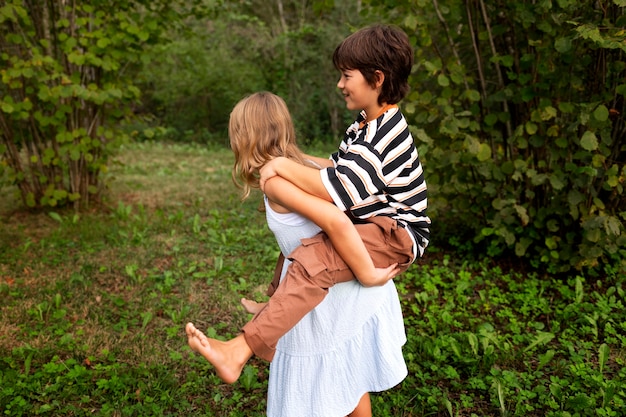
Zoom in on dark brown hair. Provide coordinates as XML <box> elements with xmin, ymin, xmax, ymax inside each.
<box><xmin>332</xmin><ymin>24</ymin><xmax>413</xmax><ymax>105</ymax></box>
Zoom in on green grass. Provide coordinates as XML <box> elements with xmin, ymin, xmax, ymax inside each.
<box><xmin>1</xmin><ymin>142</ymin><xmax>625</xmax><ymax>416</ymax></box>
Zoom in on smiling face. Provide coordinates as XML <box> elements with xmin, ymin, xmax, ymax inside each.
<box><xmin>336</xmin><ymin>69</ymin><xmax>385</xmax><ymax>119</ymax></box>
<box><xmin>332</xmin><ymin>25</ymin><xmax>414</xmax><ymax>108</ymax></box>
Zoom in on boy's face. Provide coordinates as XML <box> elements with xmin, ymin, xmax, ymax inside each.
<box><xmin>337</xmin><ymin>69</ymin><xmax>381</xmax><ymax>116</ymax></box>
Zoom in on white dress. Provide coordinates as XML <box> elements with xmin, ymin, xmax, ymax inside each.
<box><xmin>264</xmin><ymin>197</ymin><xmax>408</xmax><ymax>417</ymax></box>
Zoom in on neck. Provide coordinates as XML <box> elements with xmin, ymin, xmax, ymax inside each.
<box><xmin>361</xmin><ymin>103</ymin><xmax>396</xmax><ymax>128</ymax></box>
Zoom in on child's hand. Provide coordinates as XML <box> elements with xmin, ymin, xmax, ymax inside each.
<box><xmin>259</xmin><ymin>157</ymin><xmax>282</xmax><ymax>191</ymax></box>
<box><xmin>358</xmin><ymin>263</ymin><xmax>400</xmax><ymax>287</ymax></box>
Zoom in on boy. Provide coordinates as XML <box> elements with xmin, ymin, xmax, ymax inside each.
<box><xmin>186</xmin><ymin>24</ymin><xmax>430</xmax><ymax>384</ymax></box>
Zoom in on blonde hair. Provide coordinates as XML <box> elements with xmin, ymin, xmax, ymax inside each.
<box><xmin>229</xmin><ymin>92</ymin><xmax>307</xmax><ymax>199</ymax></box>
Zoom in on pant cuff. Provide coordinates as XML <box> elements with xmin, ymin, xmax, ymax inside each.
<box><xmin>242</xmin><ymin>321</ymin><xmax>275</xmax><ymax>362</ymax></box>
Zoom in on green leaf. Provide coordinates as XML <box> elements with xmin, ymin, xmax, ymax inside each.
<box><xmin>70</xmin><ymin>149</ymin><xmax>81</xmax><ymax>161</ymax></box>
<box><xmin>586</xmin><ymin>228</ymin><xmax>601</xmax><ymax>243</ymax></box>
<box><xmin>484</xmin><ymin>113</ymin><xmax>498</xmax><ymax>126</ymax></box>
<box><xmin>525</xmin><ymin>121</ymin><xmax>538</xmax><ymax>135</ymax></box>
<box><xmin>550</xmin><ymin>383</ymin><xmax>562</xmax><ymax>400</ymax></box>
<box><xmin>138</xmin><ymin>31</ymin><xmax>150</xmax><ymax>42</ymax></box>
<box><xmin>514</xmin><ymin>204</ymin><xmax>529</xmax><ymax>226</ymax></box>
<box><xmin>524</xmin><ymin>331</ymin><xmax>555</xmax><ymax>352</ymax></box>
<box><xmin>501</xmin><ymin>161</ymin><xmax>514</xmax><ymax>175</ymax></box>
<box><xmin>580</xmin><ymin>131</ymin><xmax>598</xmax><ymax>150</ymax></box>
<box><xmin>53</xmin><ymin>189</ymin><xmax>67</xmax><ymax>200</ymax></box>
<box><xmin>64</xmin><ymin>36</ymin><xmax>77</xmax><ymax>50</ymax></box>
<box><xmin>96</xmin><ymin>38</ymin><xmax>111</xmax><ymax>48</ymax></box>
<box><xmin>599</xmin><ymin>343</ymin><xmax>609</xmax><ymax>373</ymax></box>
<box><xmin>592</xmin><ymin>105</ymin><xmax>609</xmax><ymax>121</ymax></box>
<box><xmin>515</xmin><ymin>239</ymin><xmax>529</xmax><ymax>256</ymax></box>
<box><xmin>403</xmin><ymin>14</ymin><xmax>419</xmax><ymax>30</ymax></box>
<box><xmin>565</xmin><ymin>393</ymin><xmax>592</xmax><ymax>411</ymax></box>
<box><xmin>143</xmin><ymin>128</ymin><xmax>155</xmax><ymax>138</ymax></box>
<box><xmin>558</xmin><ymin>102</ymin><xmax>575</xmax><ymax>113</ymax></box>
<box><xmin>546</xmin><ymin>219</ymin><xmax>560</xmax><ymax>232</ymax></box>
<box><xmin>549</xmin><ymin>174</ymin><xmax>565</xmax><ymax>190</ymax></box>
<box><xmin>477</xmin><ymin>143</ymin><xmax>491</xmax><ymax>161</ymax></box>
<box><xmin>1</xmin><ymin>101</ymin><xmax>14</xmax><ymax>113</ymax></box>
<box><xmin>540</xmin><ymin>106</ymin><xmax>557</xmax><ymax>120</ymax></box>
<box><xmin>481</xmin><ymin>227</ymin><xmax>494</xmax><ymax>236</ymax></box>
<box><xmin>49</xmin><ymin>212</ymin><xmax>63</xmax><ymax>223</ymax></box>
<box><xmin>554</xmin><ymin>37</ymin><xmax>572</xmax><ymax>53</ymax></box>
<box><xmin>500</xmin><ymin>55</ymin><xmax>514</xmax><ymax>67</ymax></box>
<box><xmin>567</xmin><ymin>190</ymin><xmax>584</xmax><ymax>206</ymax></box>
<box><xmin>466</xmin><ymin>89</ymin><xmax>480</xmax><ymax>102</ymax></box>
<box><xmin>575</xmin><ymin>276</ymin><xmax>584</xmax><ymax>303</ymax></box>
<box><xmin>537</xmin><ymin>349</ymin><xmax>555</xmax><ymax>370</ymax></box>
<box><xmin>605</xmin><ymin>216</ymin><xmax>622</xmax><ymax>236</ymax></box>
<box><xmin>467</xmin><ymin>332</ymin><xmax>479</xmax><ymax>355</ymax></box>
<box><xmin>545</xmin><ymin>236</ymin><xmax>558</xmax><ymax>250</ymax></box>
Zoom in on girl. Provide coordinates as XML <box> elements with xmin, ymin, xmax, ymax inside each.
<box><xmin>186</xmin><ymin>91</ymin><xmax>407</xmax><ymax>416</ymax></box>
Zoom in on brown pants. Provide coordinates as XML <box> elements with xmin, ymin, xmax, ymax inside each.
<box><xmin>242</xmin><ymin>216</ymin><xmax>414</xmax><ymax>361</ymax></box>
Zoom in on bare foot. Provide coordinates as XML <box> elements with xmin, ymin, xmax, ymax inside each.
<box><xmin>241</xmin><ymin>298</ymin><xmax>267</xmax><ymax>315</ymax></box>
<box><xmin>185</xmin><ymin>322</ymin><xmax>253</xmax><ymax>384</ymax></box>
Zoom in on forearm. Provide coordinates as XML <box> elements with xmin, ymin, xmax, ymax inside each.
<box><xmin>322</xmin><ymin>216</ymin><xmax>387</xmax><ymax>286</ymax></box>
<box><xmin>265</xmin><ymin>177</ymin><xmax>388</xmax><ymax>286</ymax></box>
<box><xmin>303</xmin><ymin>153</ymin><xmax>334</xmax><ymax>169</ymax></box>
<box><xmin>273</xmin><ymin>157</ymin><xmax>332</xmax><ymax>201</ymax></box>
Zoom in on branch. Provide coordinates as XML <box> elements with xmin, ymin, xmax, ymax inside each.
<box><xmin>431</xmin><ymin>0</ymin><xmax>470</xmax><ymax>91</ymax></box>
<box><xmin>478</xmin><ymin>0</ymin><xmax>512</xmax><ymax>139</ymax></box>
<box><xmin>465</xmin><ymin>0</ymin><xmax>487</xmax><ymax>100</ymax></box>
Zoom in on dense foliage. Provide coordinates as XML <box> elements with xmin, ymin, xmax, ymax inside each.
<box><xmin>1</xmin><ymin>1</ymin><xmax>624</xmax><ymax>273</ymax></box>
<box><xmin>137</xmin><ymin>0</ymin><xmax>360</xmax><ymax>142</ymax></box>
<box><xmin>0</xmin><ymin>0</ymin><xmax>213</xmax><ymax>209</ymax></box>
<box><xmin>370</xmin><ymin>0</ymin><xmax>626</xmax><ymax>274</ymax></box>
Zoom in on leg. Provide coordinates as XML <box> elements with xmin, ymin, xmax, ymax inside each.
<box><xmin>244</xmin><ymin>219</ymin><xmax>414</xmax><ymax>361</ymax></box>
<box><xmin>192</xmin><ymin>218</ymin><xmax>414</xmax><ymax>377</ymax></box>
<box><xmin>243</xmin><ymin>261</ymin><xmax>332</xmax><ymax>360</ymax></box>
<box><xmin>185</xmin><ymin>323</ymin><xmax>252</xmax><ymax>384</ymax></box>
<box><xmin>348</xmin><ymin>393</ymin><xmax>372</xmax><ymax>417</ymax></box>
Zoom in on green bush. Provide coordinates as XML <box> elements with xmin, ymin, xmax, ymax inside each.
<box><xmin>0</xmin><ymin>0</ymin><xmax>211</xmax><ymax>209</ymax></box>
<box><xmin>138</xmin><ymin>18</ymin><xmax>267</xmax><ymax>141</ymax></box>
<box><xmin>136</xmin><ymin>4</ymin><xmax>357</xmax><ymax>144</ymax></box>
<box><xmin>375</xmin><ymin>0</ymin><xmax>626</xmax><ymax>273</ymax></box>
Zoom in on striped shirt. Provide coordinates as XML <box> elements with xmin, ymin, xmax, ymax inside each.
<box><xmin>320</xmin><ymin>106</ymin><xmax>430</xmax><ymax>254</ymax></box>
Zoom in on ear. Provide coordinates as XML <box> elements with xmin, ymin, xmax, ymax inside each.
<box><xmin>374</xmin><ymin>70</ymin><xmax>385</xmax><ymax>88</ymax></box>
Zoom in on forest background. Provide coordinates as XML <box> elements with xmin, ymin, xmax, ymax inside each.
<box><xmin>1</xmin><ymin>0</ymin><xmax>625</xmax><ymax>416</ymax></box>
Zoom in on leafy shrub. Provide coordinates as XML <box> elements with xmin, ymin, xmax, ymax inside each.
<box><xmin>376</xmin><ymin>0</ymin><xmax>626</xmax><ymax>273</ymax></box>
<box><xmin>0</xmin><ymin>0</ymin><xmax>211</xmax><ymax>209</ymax></box>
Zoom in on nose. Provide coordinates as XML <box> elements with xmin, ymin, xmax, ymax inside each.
<box><xmin>336</xmin><ymin>76</ymin><xmax>344</xmax><ymax>89</ymax></box>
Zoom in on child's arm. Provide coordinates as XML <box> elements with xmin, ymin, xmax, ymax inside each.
<box><xmin>264</xmin><ymin>176</ymin><xmax>399</xmax><ymax>287</ymax></box>
<box><xmin>302</xmin><ymin>153</ymin><xmax>334</xmax><ymax>169</ymax></box>
<box><xmin>260</xmin><ymin>157</ymin><xmax>331</xmax><ymax>201</ymax></box>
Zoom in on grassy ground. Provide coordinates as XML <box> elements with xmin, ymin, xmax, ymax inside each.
<box><xmin>1</xmin><ymin>141</ymin><xmax>625</xmax><ymax>416</ymax></box>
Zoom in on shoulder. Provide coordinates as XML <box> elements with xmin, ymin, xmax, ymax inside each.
<box><xmin>370</xmin><ymin>108</ymin><xmax>410</xmax><ymax>143</ymax></box>
<box><xmin>382</xmin><ymin>106</ymin><xmax>407</xmax><ymax>128</ymax></box>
